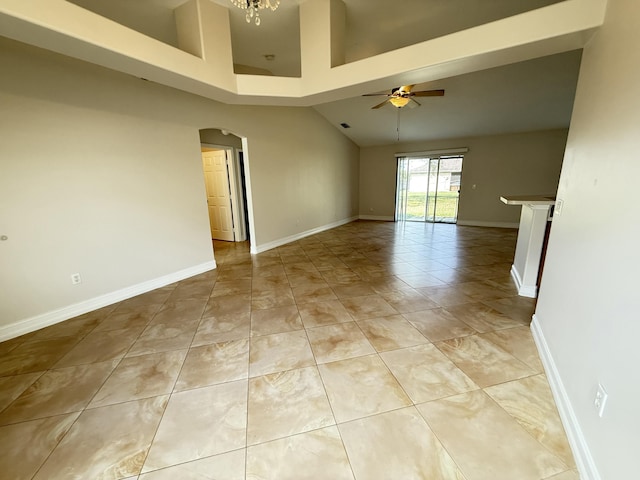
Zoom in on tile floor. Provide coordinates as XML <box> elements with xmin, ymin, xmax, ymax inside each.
<box><xmin>0</xmin><ymin>221</ymin><xmax>578</xmax><ymax>479</ymax></box>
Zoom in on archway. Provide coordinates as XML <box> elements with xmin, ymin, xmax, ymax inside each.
<box><xmin>198</xmin><ymin>128</ymin><xmax>256</xmax><ymax>255</ymax></box>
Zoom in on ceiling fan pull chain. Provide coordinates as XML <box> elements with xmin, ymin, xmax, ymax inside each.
<box><xmin>397</xmin><ymin>108</ymin><xmax>401</xmax><ymax>142</ymax></box>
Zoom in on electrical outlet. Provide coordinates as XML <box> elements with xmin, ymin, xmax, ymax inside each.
<box><xmin>555</xmin><ymin>199</ymin><xmax>564</xmax><ymax>216</ymax></box>
<box><xmin>594</xmin><ymin>383</ymin><xmax>608</xmax><ymax>417</ymax></box>
<box><xmin>70</xmin><ymin>273</ymin><xmax>82</xmax><ymax>285</ymax></box>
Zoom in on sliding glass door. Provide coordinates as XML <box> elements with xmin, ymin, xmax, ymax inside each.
<box><xmin>396</xmin><ymin>155</ymin><xmax>463</xmax><ymax>223</ymax></box>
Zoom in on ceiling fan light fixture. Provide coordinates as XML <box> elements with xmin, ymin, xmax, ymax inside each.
<box><xmin>389</xmin><ymin>96</ymin><xmax>410</xmax><ymax>108</ymax></box>
<box><xmin>230</xmin><ymin>0</ymin><xmax>280</xmax><ymax>25</ymax></box>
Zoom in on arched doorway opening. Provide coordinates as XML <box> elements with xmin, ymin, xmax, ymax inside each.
<box><xmin>199</xmin><ymin>128</ymin><xmax>255</xmax><ymax>254</ymax></box>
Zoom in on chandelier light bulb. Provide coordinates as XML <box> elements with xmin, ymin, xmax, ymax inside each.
<box><xmin>231</xmin><ymin>0</ymin><xmax>280</xmax><ymax>26</ymax></box>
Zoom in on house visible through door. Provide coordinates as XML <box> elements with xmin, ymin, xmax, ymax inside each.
<box><xmin>202</xmin><ymin>149</ymin><xmax>235</xmax><ymax>241</ymax></box>
<box><xmin>396</xmin><ymin>154</ymin><xmax>464</xmax><ymax>223</ymax></box>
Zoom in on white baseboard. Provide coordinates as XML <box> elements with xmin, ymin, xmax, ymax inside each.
<box><xmin>358</xmin><ymin>215</ymin><xmax>394</xmax><ymax>221</ymax></box>
<box><xmin>457</xmin><ymin>220</ymin><xmax>519</xmax><ymax>229</ymax></box>
<box><xmin>357</xmin><ymin>217</ymin><xmax>518</xmax><ymax>227</ymax></box>
<box><xmin>510</xmin><ymin>264</ymin><xmax>537</xmax><ymax>298</ymax></box>
<box><xmin>519</xmin><ymin>285</ymin><xmax>538</xmax><ymax>298</ymax></box>
<box><xmin>530</xmin><ymin>315</ymin><xmax>601</xmax><ymax>480</ymax></box>
<box><xmin>0</xmin><ymin>260</ymin><xmax>217</xmax><ymax>342</ymax></box>
<box><xmin>251</xmin><ymin>216</ymin><xmax>359</xmax><ymax>254</ymax></box>
<box><xmin>510</xmin><ymin>264</ymin><xmax>523</xmax><ymax>290</ymax></box>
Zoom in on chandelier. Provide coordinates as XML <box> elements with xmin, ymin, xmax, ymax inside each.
<box><xmin>230</xmin><ymin>0</ymin><xmax>280</xmax><ymax>26</ymax></box>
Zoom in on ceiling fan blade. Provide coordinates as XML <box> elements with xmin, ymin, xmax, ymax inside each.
<box><xmin>408</xmin><ymin>98</ymin><xmax>421</xmax><ymax>108</ymax></box>
<box><xmin>412</xmin><ymin>89</ymin><xmax>445</xmax><ymax>97</ymax></box>
<box><xmin>362</xmin><ymin>93</ymin><xmax>390</xmax><ymax>97</ymax></box>
<box><xmin>399</xmin><ymin>84</ymin><xmax>415</xmax><ymax>94</ymax></box>
<box><xmin>371</xmin><ymin>99</ymin><xmax>389</xmax><ymax>109</ymax></box>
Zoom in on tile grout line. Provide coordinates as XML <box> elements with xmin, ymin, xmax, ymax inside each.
<box><xmin>25</xmin><ymin>293</ymin><xmax>173</xmax><ymax>480</ymax></box>
<box><xmin>244</xmin><ymin>252</ymin><xmax>258</xmax><ymax>479</ymax></box>
<box><xmin>1</xmin><ymin>223</ymin><xmax>548</xmax><ymax>479</ymax></box>
<box><xmin>109</xmin><ymin>284</ymin><xmax>183</xmax><ymax>477</ymax></box>
<box><xmin>295</xmin><ymin>241</ymin><xmax>359</xmax><ymax>480</ymax></box>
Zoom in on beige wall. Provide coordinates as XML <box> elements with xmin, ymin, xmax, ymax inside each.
<box><xmin>359</xmin><ymin>129</ymin><xmax>568</xmax><ymax>225</ymax></box>
<box><xmin>535</xmin><ymin>0</ymin><xmax>640</xmax><ymax>477</ymax></box>
<box><xmin>0</xmin><ymin>38</ymin><xmax>359</xmax><ymax>332</ymax></box>
<box><xmin>241</xmin><ymin>107</ymin><xmax>359</xmax><ymax>247</ymax></box>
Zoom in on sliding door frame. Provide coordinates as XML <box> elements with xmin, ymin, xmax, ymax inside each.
<box><xmin>395</xmin><ymin>148</ymin><xmax>468</xmax><ymax>224</ymax></box>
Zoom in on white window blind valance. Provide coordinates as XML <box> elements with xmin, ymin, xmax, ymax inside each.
<box><xmin>394</xmin><ymin>147</ymin><xmax>468</xmax><ymax>158</ymax></box>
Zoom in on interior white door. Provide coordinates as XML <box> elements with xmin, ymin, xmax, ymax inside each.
<box><xmin>202</xmin><ymin>150</ymin><xmax>235</xmax><ymax>241</ymax></box>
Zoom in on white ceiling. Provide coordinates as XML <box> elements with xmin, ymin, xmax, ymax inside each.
<box><xmin>342</xmin><ymin>0</ymin><xmax>564</xmax><ymax>63</ymax></box>
<box><xmin>314</xmin><ymin>50</ymin><xmax>582</xmax><ymax>146</ymax></box>
<box><xmin>67</xmin><ymin>0</ymin><xmax>304</xmax><ymax>76</ymax></box>
<box><xmin>67</xmin><ymin>0</ymin><xmax>565</xmax><ymax>77</ymax></box>
<box><xmin>62</xmin><ymin>0</ymin><xmax>581</xmax><ymax>146</ymax></box>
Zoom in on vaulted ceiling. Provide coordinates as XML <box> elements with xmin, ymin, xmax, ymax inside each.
<box><xmin>67</xmin><ymin>0</ymin><xmax>567</xmax><ymax>78</ymax></box>
<box><xmin>0</xmin><ymin>0</ymin><xmax>606</xmax><ymax>145</ymax></box>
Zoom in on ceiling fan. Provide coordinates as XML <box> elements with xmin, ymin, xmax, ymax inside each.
<box><xmin>364</xmin><ymin>85</ymin><xmax>445</xmax><ymax>109</ymax></box>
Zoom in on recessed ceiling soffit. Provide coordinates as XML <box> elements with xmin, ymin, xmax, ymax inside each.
<box><xmin>0</xmin><ymin>0</ymin><xmax>607</xmax><ymax>106</ymax></box>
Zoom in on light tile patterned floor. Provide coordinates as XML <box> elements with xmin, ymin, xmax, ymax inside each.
<box><xmin>0</xmin><ymin>221</ymin><xmax>579</xmax><ymax>479</ymax></box>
